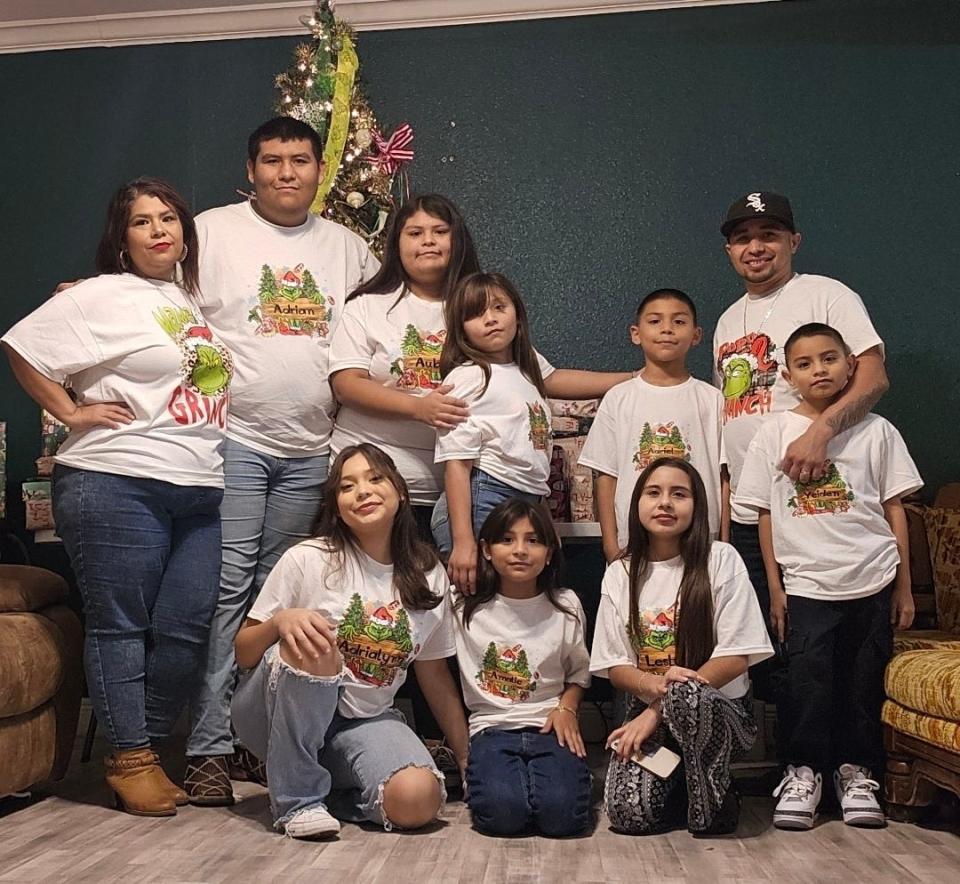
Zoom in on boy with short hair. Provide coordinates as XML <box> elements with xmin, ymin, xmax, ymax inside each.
<box><xmin>580</xmin><ymin>288</ymin><xmax>728</xmax><ymax>562</ymax></box>
<box><xmin>736</xmin><ymin>322</ymin><xmax>920</xmax><ymax>831</ymax></box>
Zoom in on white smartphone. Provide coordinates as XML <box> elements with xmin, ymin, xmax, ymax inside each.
<box><xmin>610</xmin><ymin>739</ymin><xmax>681</xmax><ymax>778</ymax></box>
<box><xmin>633</xmin><ymin>743</ymin><xmax>681</xmax><ymax>778</ymax></box>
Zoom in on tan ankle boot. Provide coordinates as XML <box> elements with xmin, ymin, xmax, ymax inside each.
<box><xmin>155</xmin><ymin>765</ymin><xmax>189</xmax><ymax>806</ymax></box>
<box><xmin>105</xmin><ymin>748</ymin><xmax>177</xmax><ymax>816</ymax></box>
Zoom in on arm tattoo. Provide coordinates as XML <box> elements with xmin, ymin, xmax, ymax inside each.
<box><xmin>825</xmin><ymin>391</ymin><xmax>876</xmax><ymax>436</ymax></box>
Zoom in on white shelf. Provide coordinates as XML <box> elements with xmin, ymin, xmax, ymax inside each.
<box><xmin>553</xmin><ymin>521</ymin><xmax>601</xmax><ymax>541</ymax></box>
<box><xmin>33</xmin><ymin>529</ymin><xmax>61</xmax><ymax>544</ymax></box>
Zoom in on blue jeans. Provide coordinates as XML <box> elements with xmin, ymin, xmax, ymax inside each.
<box><xmin>187</xmin><ymin>437</ymin><xmax>328</xmax><ymax>756</ymax></box>
<box><xmin>52</xmin><ymin>465</ymin><xmax>222</xmax><ymax>750</ymax></box>
<box><xmin>466</xmin><ymin>727</ymin><xmax>593</xmax><ymax>837</ymax></box>
<box><xmin>431</xmin><ymin>469</ymin><xmax>541</xmax><ymax>555</ymax></box>
<box><xmin>231</xmin><ymin>645</ymin><xmax>444</xmax><ymax>829</ymax></box>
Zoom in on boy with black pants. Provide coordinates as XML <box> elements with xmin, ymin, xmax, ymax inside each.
<box><xmin>736</xmin><ymin>323</ymin><xmax>919</xmax><ymax>830</ymax></box>
<box><xmin>713</xmin><ymin>192</ymin><xmax>889</xmax><ymax>725</ymax></box>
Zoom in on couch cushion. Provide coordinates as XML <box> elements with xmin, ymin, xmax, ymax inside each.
<box><xmin>894</xmin><ymin>630</ymin><xmax>960</xmax><ymax>655</ymax></box>
<box><xmin>0</xmin><ymin>565</ymin><xmax>69</xmax><ymax>614</ymax></box>
<box><xmin>885</xmin><ymin>649</ymin><xmax>960</xmax><ymax>720</ymax></box>
<box><xmin>0</xmin><ymin>613</ymin><xmax>65</xmax><ymax>718</ymax></box>
<box><xmin>882</xmin><ymin>700</ymin><xmax>960</xmax><ymax>753</ymax></box>
<box><xmin>0</xmin><ymin>705</ymin><xmax>56</xmax><ymax>795</ymax></box>
<box><xmin>924</xmin><ymin>507</ymin><xmax>960</xmax><ymax>633</ymax></box>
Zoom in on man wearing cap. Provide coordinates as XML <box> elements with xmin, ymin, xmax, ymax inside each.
<box><xmin>713</xmin><ymin>191</ymin><xmax>888</xmax><ymax>707</ymax></box>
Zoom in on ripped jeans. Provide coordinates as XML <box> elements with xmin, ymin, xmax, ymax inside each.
<box><xmin>231</xmin><ymin>644</ymin><xmax>445</xmax><ymax>829</ymax></box>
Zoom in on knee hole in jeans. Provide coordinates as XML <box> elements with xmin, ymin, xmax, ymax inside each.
<box><xmin>377</xmin><ymin>764</ymin><xmax>445</xmax><ymax>831</ymax></box>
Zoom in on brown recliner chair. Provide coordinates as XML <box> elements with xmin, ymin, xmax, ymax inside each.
<box><xmin>0</xmin><ymin>564</ymin><xmax>83</xmax><ymax>796</ymax></box>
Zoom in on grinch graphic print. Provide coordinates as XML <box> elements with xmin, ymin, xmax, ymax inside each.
<box><xmin>390</xmin><ymin>324</ymin><xmax>445</xmax><ymax>391</ymax></box>
<box><xmin>788</xmin><ymin>460</ymin><xmax>855</xmax><ymax>517</ymax></box>
<box><xmin>154</xmin><ymin>306</ymin><xmax>233</xmax><ymax>428</ymax></box>
<box><xmin>716</xmin><ymin>332</ymin><xmax>779</xmax><ymax>424</ymax></box>
<box><xmin>476</xmin><ymin>642</ymin><xmax>539</xmax><ymax>703</ymax></box>
<box><xmin>248</xmin><ymin>263</ymin><xmax>333</xmax><ymax>337</ymax></box>
<box><xmin>527</xmin><ymin>402</ymin><xmax>551</xmax><ymax>452</ymax></box>
<box><xmin>628</xmin><ymin>602</ymin><xmax>677</xmax><ymax>674</ymax></box>
<box><xmin>336</xmin><ymin>593</ymin><xmax>418</xmax><ymax>688</ymax></box>
<box><xmin>633</xmin><ymin>421</ymin><xmax>691</xmax><ymax>471</ymax></box>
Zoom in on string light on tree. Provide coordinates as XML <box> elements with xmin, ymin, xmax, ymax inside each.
<box><xmin>270</xmin><ymin>0</ymin><xmax>414</xmax><ymax>255</ymax></box>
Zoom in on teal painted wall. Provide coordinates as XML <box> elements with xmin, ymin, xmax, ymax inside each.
<box><xmin>1</xmin><ymin>0</ymin><xmax>957</xmax><ymax>559</ymax></box>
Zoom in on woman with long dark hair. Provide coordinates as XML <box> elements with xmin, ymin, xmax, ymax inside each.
<box><xmin>590</xmin><ymin>458</ymin><xmax>773</xmax><ymax>835</ymax></box>
<box><xmin>230</xmin><ymin>444</ymin><xmax>469</xmax><ymax>839</ymax></box>
<box><xmin>2</xmin><ymin>177</ymin><xmax>233</xmax><ymax>816</ymax></box>
<box><xmin>328</xmin><ymin>195</ymin><xmax>481</xmax><ymax>536</ymax></box>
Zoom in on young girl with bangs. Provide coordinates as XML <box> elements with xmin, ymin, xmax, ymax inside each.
<box><xmin>590</xmin><ymin>457</ymin><xmax>773</xmax><ymax>836</ymax></box>
<box><xmin>433</xmin><ymin>271</ymin><xmax>633</xmax><ymax>593</ymax></box>
<box><xmin>455</xmin><ymin>499</ymin><xmax>593</xmax><ymax>837</ymax></box>
<box><xmin>230</xmin><ymin>443</ymin><xmax>469</xmax><ymax>840</ymax></box>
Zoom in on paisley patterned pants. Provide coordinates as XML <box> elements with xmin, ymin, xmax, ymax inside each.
<box><xmin>604</xmin><ymin>681</ymin><xmax>756</xmax><ymax>834</ymax></box>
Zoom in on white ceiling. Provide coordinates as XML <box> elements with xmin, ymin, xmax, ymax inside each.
<box><xmin>0</xmin><ymin>0</ymin><xmax>778</xmax><ymax>53</ymax></box>
<box><xmin>0</xmin><ymin>0</ymin><xmax>289</xmax><ymax>22</ymax></box>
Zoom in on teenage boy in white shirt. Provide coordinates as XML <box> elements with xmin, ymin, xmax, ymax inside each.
<box><xmin>580</xmin><ymin>288</ymin><xmax>727</xmax><ymax>563</ymax></box>
<box><xmin>735</xmin><ymin>323</ymin><xmax>920</xmax><ymax>831</ymax></box>
<box><xmin>184</xmin><ymin>117</ymin><xmax>378</xmax><ymax>803</ymax></box>
<box><xmin>713</xmin><ymin>192</ymin><xmax>888</xmax><ymax>715</ymax></box>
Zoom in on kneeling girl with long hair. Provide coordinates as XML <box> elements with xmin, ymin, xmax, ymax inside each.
<box><xmin>590</xmin><ymin>458</ymin><xmax>773</xmax><ymax>835</ymax></box>
<box><xmin>456</xmin><ymin>499</ymin><xmax>593</xmax><ymax>837</ymax></box>
<box><xmin>231</xmin><ymin>443</ymin><xmax>469</xmax><ymax>839</ymax></box>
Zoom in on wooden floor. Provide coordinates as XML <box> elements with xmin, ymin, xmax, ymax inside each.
<box><xmin>2</xmin><ymin>715</ymin><xmax>958</xmax><ymax>883</ymax></box>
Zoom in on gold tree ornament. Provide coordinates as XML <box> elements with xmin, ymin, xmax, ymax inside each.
<box><xmin>273</xmin><ymin>0</ymin><xmax>414</xmax><ymax>255</ymax></box>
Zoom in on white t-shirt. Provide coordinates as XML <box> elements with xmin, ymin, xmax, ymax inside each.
<box><xmin>734</xmin><ymin>412</ymin><xmax>922</xmax><ymax>601</ymax></box>
<box><xmin>435</xmin><ymin>362</ymin><xmax>554</xmax><ymax>497</ymax></box>
<box><xmin>2</xmin><ymin>274</ymin><xmax>233</xmax><ymax>487</ymax></box>
<box><xmin>247</xmin><ymin>539</ymin><xmax>454</xmax><ymax>719</ymax></box>
<box><xmin>195</xmin><ymin>202</ymin><xmax>378</xmax><ymax>458</ymax></box>
<box><xmin>579</xmin><ymin>375</ymin><xmax>725</xmax><ymax>542</ymax></box>
<box><xmin>590</xmin><ymin>543</ymin><xmax>773</xmax><ymax>699</ymax></box>
<box><xmin>329</xmin><ymin>286</ymin><xmax>556</xmax><ymax>504</ymax></box>
<box><xmin>453</xmin><ymin>589</ymin><xmax>591</xmax><ymax>737</ymax></box>
<box><xmin>712</xmin><ymin>273</ymin><xmax>884</xmax><ymax>525</ymax></box>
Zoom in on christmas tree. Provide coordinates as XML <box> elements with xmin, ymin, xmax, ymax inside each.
<box><xmin>339</xmin><ymin>593</ymin><xmax>365</xmax><ymax>640</ymax></box>
<box><xmin>482</xmin><ymin>642</ymin><xmax>499</xmax><ymax>672</ymax></box>
<box><xmin>274</xmin><ymin>0</ymin><xmax>414</xmax><ymax>255</ymax></box>
<box><xmin>515</xmin><ymin>649</ymin><xmax>531</xmax><ymax>678</ymax></box>
<box><xmin>402</xmin><ymin>323</ymin><xmax>423</xmax><ymax>354</ymax></box>
<box><xmin>393</xmin><ymin>608</ymin><xmax>413</xmax><ymax>654</ymax></box>
<box><xmin>257</xmin><ymin>264</ymin><xmax>276</xmax><ymax>303</ymax></box>
<box><xmin>301</xmin><ymin>268</ymin><xmax>324</xmax><ymax>304</ymax></box>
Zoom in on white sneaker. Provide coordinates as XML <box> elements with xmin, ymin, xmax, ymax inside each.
<box><xmin>772</xmin><ymin>765</ymin><xmax>822</xmax><ymax>830</ymax></box>
<box><xmin>834</xmin><ymin>764</ymin><xmax>885</xmax><ymax>828</ymax></box>
<box><xmin>283</xmin><ymin>805</ymin><xmax>341</xmax><ymax>839</ymax></box>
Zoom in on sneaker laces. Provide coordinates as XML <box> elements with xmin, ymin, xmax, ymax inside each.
<box><xmin>424</xmin><ymin>739</ymin><xmax>458</xmax><ymax>772</ymax></box>
<box><xmin>773</xmin><ymin>770</ymin><xmax>817</xmax><ymax>800</ymax></box>
<box><xmin>841</xmin><ymin>770</ymin><xmax>880</xmax><ymax>798</ymax></box>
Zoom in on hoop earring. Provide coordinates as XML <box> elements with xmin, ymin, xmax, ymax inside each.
<box><xmin>119</xmin><ymin>250</ymin><xmax>129</xmax><ymax>271</ymax></box>
<box><xmin>179</xmin><ymin>244</ymin><xmax>189</xmax><ymax>262</ymax></box>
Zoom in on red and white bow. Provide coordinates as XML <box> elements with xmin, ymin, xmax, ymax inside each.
<box><xmin>367</xmin><ymin>123</ymin><xmax>415</xmax><ymax>175</ymax></box>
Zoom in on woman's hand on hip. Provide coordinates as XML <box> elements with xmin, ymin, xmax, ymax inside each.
<box><xmin>65</xmin><ymin>402</ymin><xmax>135</xmax><ymax>430</ymax></box>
